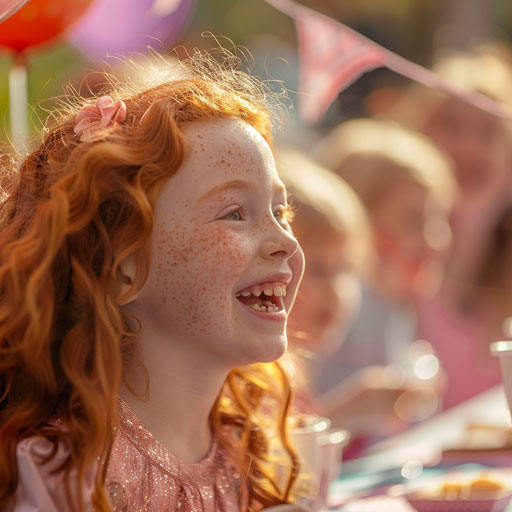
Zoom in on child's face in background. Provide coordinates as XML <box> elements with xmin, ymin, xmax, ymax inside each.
<box><xmin>370</xmin><ymin>180</ymin><xmax>451</xmax><ymax>301</ymax></box>
<box><xmin>134</xmin><ymin>118</ymin><xmax>304</xmax><ymax>368</ymax></box>
<box><xmin>287</xmin><ymin>227</ymin><xmax>362</xmax><ymax>355</ymax></box>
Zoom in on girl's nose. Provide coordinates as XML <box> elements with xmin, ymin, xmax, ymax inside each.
<box><xmin>262</xmin><ymin>226</ymin><xmax>300</xmax><ymax>261</ymax></box>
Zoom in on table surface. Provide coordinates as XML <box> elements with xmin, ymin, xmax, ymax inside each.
<box><xmin>327</xmin><ymin>385</ymin><xmax>512</xmax><ymax>511</ymax></box>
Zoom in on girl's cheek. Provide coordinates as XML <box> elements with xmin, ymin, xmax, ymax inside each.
<box><xmin>192</xmin><ymin>226</ymin><xmax>250</xmax><ymax>276</ymax></box>
<box><xmin>152</xmin><ymin>224</ymin><xmax>186</xmax><ymax>306</ymax></box>
<box><xmin>152</xmin><ymin>223</ymin><xmax>252</xmax><ymax>306</ymax></box>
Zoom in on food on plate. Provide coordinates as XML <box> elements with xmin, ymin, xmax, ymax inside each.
<box><xmin>411</xmin><ymin>472</ymin><xmax>509</xmax><ymax>500</ymax></box>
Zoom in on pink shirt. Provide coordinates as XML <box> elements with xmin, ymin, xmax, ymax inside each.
<box><xmin>6</xmin><ymin>398</ymin><xmax>242</xmax><ymax>511</ymax></box>
<box><xmin>417</xmin><ymin>298</ymin><xmax>502</xmax><ymax>409</ymax></box>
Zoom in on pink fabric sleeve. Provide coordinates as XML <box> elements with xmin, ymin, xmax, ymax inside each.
<box><xmin>3</xmin><ymin>436</ymin><xmax>96</xmax><ymax>512</ymax></box>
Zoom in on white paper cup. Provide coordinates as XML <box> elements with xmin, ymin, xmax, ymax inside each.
<box><xmin>313</xmin><ymin>428</ymin><xmax>350</xmax><ymax>510</ymax></box>
<box><xmin>288</xmin><ymin>416</ymin><xmax>349</xmax><ymax>511</ymax></box>
<box><xmin>490</xmin><ymin>341</ymin><xmax>512</xmax><ymax>417</ymax></box>
<box><xmin>288</xmin><ymin>416</ymin><xmax>331</xmax><ymax>508</ymax></box>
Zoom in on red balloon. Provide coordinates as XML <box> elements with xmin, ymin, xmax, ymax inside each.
<box><xmin>0</xmin><ymin>0</ymin><xmax>95</xmax><ymax>53</ymax></box>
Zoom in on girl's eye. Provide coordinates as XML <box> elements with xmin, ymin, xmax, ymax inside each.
<box><xmin>273</xmin><ymin>205</ymin><xmax>295</xmax><ymax>225</ymax></box>
<box><xmin>221</xmin><ymin>209</ymin><xmax>243</xmax><ymax>221</ymax></box>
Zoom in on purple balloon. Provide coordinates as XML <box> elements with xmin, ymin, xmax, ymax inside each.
<box><xmin>70</xmin><ymin>0</ymin><xmax>195</xmax><ymax>59</ymax></box>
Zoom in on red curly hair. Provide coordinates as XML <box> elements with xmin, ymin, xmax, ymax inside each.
<box><xmin>0</xmin><ymin>50</ymin><xmax>298</xmax><ymax>511</ymax></box>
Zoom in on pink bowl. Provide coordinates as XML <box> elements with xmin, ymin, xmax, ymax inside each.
<box><xmin>406</xmin><ymin>493</ymin><xmax>512</xmax><ymax>512</ymax></box>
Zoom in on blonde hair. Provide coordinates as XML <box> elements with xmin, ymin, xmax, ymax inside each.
<box><xmin>275</xmin><ymin>147</ymin><xmax>372</xmax><ymax>272</ymax></box>
<box><xmin>313</xmin><ymin>118</ymin><xmax>457</xmax><ymax>212</ymax></box>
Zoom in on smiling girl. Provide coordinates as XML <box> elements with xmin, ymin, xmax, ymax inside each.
<box><xmin>0</xmin><ymin>52</ymin><xmax>304</xmax><ymax>511</ymax></box>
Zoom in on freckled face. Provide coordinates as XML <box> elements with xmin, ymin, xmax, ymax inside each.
<box><xmin>135</xmin><ymin>118</ymin><xmax>303</xmax><ymax>368</ymax></box>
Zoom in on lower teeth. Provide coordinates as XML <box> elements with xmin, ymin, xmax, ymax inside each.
<box><xmin>248</xmin><ymin>303</ymin><xmax>279</xmax><ymax>312</ymax></box>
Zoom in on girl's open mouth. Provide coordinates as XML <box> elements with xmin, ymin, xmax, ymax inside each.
<box><xmin>235</xmin><ymin>282</ymin><xmax>286</xmax><ymax>313</ymax></box>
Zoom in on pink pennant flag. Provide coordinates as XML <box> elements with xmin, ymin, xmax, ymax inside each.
<box><xmin>265</xmin><ymin>0</ymin><xmax>512</xmax><ymax>123</ymax></box>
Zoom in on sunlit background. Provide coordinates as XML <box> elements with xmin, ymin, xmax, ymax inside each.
<box><xmin>1</xmin><ymin>0</ymin><xmax>512</xmax><ymax>141</ymax></box>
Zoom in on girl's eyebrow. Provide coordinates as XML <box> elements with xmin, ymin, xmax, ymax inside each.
<box><xmin>197</xmin><ymin>179</ymin><xmax>253</xmax><ymax>202</ymax></box>
<box><xmin>198</xmin><ymin>179</ymin><xmax>286</xmax><ymax>203</ymax></box>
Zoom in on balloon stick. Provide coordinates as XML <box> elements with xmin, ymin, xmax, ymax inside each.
<box><xmin>8</xmin><ymin>52</ymin><xmax>28</xmax><ymax>148</ymax></box>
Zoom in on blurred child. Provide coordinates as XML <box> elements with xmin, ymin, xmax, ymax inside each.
<box><xmin>277</xmin><ymin>149</ymin><xmax>420</xmax><ymax>440</ymax></box>
<box><xmin>311</xmin><ymin>119</ymin><xmax>456</xmax><ymax>427</ymax></box>
<box><xmin>276</xmin><ymin>148</ymin><xmax>371</xmax><ymax>359</ymax></box>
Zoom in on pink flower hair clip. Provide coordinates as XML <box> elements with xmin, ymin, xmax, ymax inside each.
<box><xmin>74</xmin><ymin>95</ymin><xmax>127</xmax><ymax>143</ymax></box>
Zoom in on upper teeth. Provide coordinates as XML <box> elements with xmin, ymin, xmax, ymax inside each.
<box><xmin>235</xmin><ymin>283</ymin><xmax>287</xmax><ymax>298</ymax></box>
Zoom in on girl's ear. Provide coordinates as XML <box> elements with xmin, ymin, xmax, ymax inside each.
<box><xmin>117</xmin><ymin>253</ymin><xmax>140</xmax><ymax>305</ymax></box>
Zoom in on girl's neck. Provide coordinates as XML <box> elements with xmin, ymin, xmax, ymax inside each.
<box><xmin>119</xmin><ymin>327</ymin><xmax>229</xmax><ymax>464</ymax></box>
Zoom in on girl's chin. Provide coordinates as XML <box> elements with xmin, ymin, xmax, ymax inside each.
<box><xmin>248</xmin><ymin>335</ymin><xmax>287</xmax><ymax>364</ymax></box>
